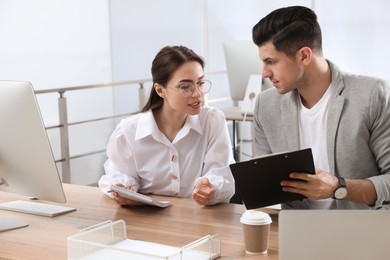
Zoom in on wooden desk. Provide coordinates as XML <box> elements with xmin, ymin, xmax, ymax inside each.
<box><xmin>0</xmin><ymin>184</ymin><xmax>279</xmax><ymax>259</ymax></box>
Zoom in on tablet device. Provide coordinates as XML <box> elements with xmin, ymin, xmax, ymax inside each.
<box><xmin>109</xmin><ymin>185</ymin><xmax>171</xmax><ymax>208</ymax></box>
<box><xmin>230</xmin><ymin>148</ymin><xmax>315</xmax><ymax>209</ymax></box>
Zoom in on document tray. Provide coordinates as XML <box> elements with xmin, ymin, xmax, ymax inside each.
<box><xmin>67</xmin><ymin>220</ymin><xmax>220</xmax><ymax>259</ymax></box>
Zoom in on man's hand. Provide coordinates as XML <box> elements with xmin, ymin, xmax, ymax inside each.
<box><xmin>280</xmin><ymin>169</ymin><xmax>339</xmax><ymax>200</ymax></box>
<box><xmin>192</xmin><ymin>178</ymin><xmax>216</xmax><ymax>205</ymax></box>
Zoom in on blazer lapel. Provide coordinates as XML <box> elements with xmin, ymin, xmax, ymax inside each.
<box><xmin>326</xmin><ymin>61</ymin><xmax>346</xmax><ymax>174</ymax></box>
<box><xmin>281</xmin><ymin>91</ymin><xmax>300</xmax><ymax>151</ymax></box>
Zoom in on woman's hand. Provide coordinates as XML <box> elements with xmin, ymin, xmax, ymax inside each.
<box><xmin>109</xmin><ymin>183</ymin><xmax>142</xmax><ymax>206</ymax></box>
<box><xmin>192</xmin><ymin>178</ymin><xmax>216</xmax><ymax>205</ymax></box>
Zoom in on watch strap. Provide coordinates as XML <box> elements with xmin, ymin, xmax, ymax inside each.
<box><xmin>337</xmin><ymin>176</ymin><xmax>346</xmax><ymax>188</ymax></box>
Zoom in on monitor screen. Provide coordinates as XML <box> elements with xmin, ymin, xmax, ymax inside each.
<box><xmin>0</xmin><ymin>81</ymin><xmax>67</xmax><ymax>230</ymax></box>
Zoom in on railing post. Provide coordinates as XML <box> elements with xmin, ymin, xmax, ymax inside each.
<box><xmin>58</xmin><ymin>91</ymin><xmax>71</xmax><ymax>183</ymax></box>
<box><xmin>138</xmin><ymin>82</ymin><xmax>147</xmax><ymax>111</ymax></box>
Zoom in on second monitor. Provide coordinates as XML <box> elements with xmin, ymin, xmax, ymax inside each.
<box><xmin>0</xmin><ymin>80</ymin><xmax>74</xmax><ymax>231</ymax></box>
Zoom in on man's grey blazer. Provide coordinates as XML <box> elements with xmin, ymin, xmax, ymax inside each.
<box><xmin>253</xmin><ymin>60</ymin><xmax>390</xmax><ymax>209</ymax></box>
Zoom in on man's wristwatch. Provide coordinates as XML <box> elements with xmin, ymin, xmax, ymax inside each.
<box><xmin>333</xmin><ymin>176</ymin><xmax>348</xmax><ymax>200</ymax></box>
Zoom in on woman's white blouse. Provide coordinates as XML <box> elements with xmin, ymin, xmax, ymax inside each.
<box><xmin>98</xmin><ymin>107</ymin><xmax>235</xmax><ymax>205</ymax></box>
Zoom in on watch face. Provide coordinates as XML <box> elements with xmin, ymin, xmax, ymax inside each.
<box><xmin>335</xmin><ymin>187</ymin><xmax>348</xmax><ymax>199</ymax></box>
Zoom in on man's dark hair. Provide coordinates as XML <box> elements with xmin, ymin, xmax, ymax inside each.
<box><xmin>252</xmin><ymin>6</ymin><xmax>323</xmax><ymax>57</ymax></box>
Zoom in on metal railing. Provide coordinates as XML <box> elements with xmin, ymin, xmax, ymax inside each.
<box><xmin>34</xmin><ymin>72</ymin><xmax>230</xmax><ymax>183</ymax></box>
<box><xmin>35</xmin><ymin>79</ymin><xmax>151</xmax><ymax>183</ymax></box>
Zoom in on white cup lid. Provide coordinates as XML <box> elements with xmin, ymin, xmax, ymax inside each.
<box><xmin>240</xmin><ymin>210</ymin><xmax>272</xmax><ymax>225</ymax></box>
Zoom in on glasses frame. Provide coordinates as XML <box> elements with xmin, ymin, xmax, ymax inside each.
<box><xmin>166</xmin><ymin>79</ymin><xmax>212</xmax><ymax>97</ymax></box>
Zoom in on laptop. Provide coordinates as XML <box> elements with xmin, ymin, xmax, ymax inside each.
<box><xmin>230</xmin><ymin>148</ymin><xmax>315</xmax><ymax>209</ymax></box>
<box><xmin>279</xmin><ymin>210</ymin><xmax>390</xmax><ymax>260</ymax></box>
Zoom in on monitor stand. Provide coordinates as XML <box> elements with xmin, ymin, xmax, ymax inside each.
<box><xmin>0</xmin><ymin>172</ymin><xmax>28</xmax><ymax>232</ymax></box>
<box><xmin>0</xmin><ymin>216</ymin><xmax>29</xmax><ymax>232</ymax></box>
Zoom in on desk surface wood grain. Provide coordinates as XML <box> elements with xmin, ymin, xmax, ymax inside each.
<box><xmin>0</xmin><ymin>184</ymin><xmax>279</xmax><ymax>259</ymax></box>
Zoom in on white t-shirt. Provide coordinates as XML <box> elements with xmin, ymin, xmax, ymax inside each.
<box><xmin>299</xmin><ymin>85</ymin><xmax>335</xmax><ymax>209</ymax></box>
<box><xmin>299</xmin><ymin>86</ymin><xmax>331</xmax><ymax>173</ymax></box>
<box><xmin>98</xmin><ymin>107</ymin><xmax>235</xmax><ymax>205</ymax></box>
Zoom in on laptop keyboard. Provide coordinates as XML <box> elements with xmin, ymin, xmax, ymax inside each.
<box><xmin>0</xmin><ymin>200</ymin><xmax>76</xmax><ymax>217</ymax></box>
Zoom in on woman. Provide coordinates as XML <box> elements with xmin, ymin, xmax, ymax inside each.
<box><xmin>98</xmin><ymin>45</ymin><xmax>235</xmax><ymax>206</ymax></box>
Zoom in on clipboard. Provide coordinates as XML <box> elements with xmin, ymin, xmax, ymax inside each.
<box><xmin>230</xmin><ymin>148</ymin><xmax>315</xmax><ymax>209</ymax></box>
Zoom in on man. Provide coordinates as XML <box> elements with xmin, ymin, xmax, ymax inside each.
<box><xmin>252</xmin><ymin>5</ymin><xmax>390</xmax><ymax>209</ymax></box>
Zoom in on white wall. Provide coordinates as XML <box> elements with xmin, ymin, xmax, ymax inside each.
<box><xmin>0</xmin><ymin>0</ymin><xmax>113</xmax><ymax>185</ymax></box>
<box><xmin>108</xmin><ymin>0</ymin><xmax>390</xmax><ymax>93</ymax></box>
<box><xmin>0</xmin><ymin>0</ymin><xmax>112</xmax><ymax>88</ymax></box>
<box><xmin>109</xmin><ymin>0</ymin><xmax>312</xmax><ymax>112</ymax></box>
<box><xmin>316</xmin><ymin>0</ymin><xmax>390</xmax><ymax>82</ymax></box>
<box><xmin>109</xmin><ymin>0</ymin><xmax>206</xmax><ymax>116</ymax></box>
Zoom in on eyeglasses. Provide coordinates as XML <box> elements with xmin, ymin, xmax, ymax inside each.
<box><xmin>167</xmin><ymin>80</ymin><xmax>212</xmax><ymax>97</ymax></box>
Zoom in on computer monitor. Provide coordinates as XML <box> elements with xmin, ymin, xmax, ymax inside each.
<box><xmin>0</xmin><ymin>80</ymin><xmax>67</xmax><ymax>230</ymax></box>
<box><xmin>223</xmin><ymin>40</ymin><xmax>262</xmax><ymax>102</ymax></box>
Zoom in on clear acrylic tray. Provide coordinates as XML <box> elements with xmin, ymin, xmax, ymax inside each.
<box><xmin>67</xmin><ymin>220</ymin><xmax>221</xmax><ymax>259</ymax></box>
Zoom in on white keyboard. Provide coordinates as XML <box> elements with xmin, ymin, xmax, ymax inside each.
<box><xmin>0</xmin><ymin>200</ymin><xmax>76</xmax><ymax>217</ymax></box>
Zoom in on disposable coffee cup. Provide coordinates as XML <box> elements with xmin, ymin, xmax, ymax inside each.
<box><xmin>240</xmin><ymin>210</ymin><xmax>272</xmax><ymax>255</ymax></box>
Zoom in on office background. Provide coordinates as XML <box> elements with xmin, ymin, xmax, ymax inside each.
<box><xmin>0</xmin><ymin>0</ymin><xmax>389</xmax><ymax>185</ymax></box>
